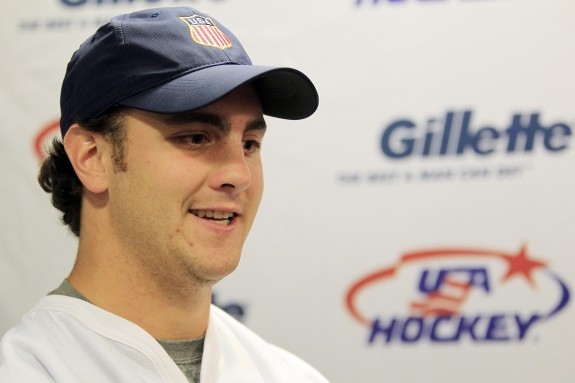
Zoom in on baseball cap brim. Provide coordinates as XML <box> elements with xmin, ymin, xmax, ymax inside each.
<box><xmin>118</xmin><ymin>63</ymin><xmax>319</xmax><ymax>120</ymax></box>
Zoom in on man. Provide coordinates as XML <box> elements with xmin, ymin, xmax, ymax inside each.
<box><xmin>0</xmin><ymin>7</ymin><xmax>326</xmax><ymax>382</ymax></box>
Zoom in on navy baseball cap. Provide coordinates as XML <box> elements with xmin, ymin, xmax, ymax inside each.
<box><xmin>60</xmin><ymin>7</ymin><xmax>319</xmax><ymax>136</ymax></box>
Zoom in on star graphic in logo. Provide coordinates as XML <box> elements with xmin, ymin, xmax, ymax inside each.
<box><xmin>500</xmin><ymin>244</ymin><xmax>547</xmax><ymax>286</ymax></box>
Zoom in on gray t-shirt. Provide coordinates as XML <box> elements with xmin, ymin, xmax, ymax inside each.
<box><xmin>49</xmin><ymin>280</ymin><xmax>203</xmax><ymax>383</ymax></box>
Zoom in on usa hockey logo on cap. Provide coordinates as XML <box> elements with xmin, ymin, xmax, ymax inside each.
<box><xmin>179</xmin><ymin>15</ymin><xmax>232</xmax><ymax>49</ymax></box>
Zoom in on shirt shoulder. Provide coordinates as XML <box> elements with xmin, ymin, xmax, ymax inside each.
<box><xmin>0</xmin><ymin>296</ymin><xmax>187</xmax><ymax>383</ymax></box>
<box><xmin>206</xmin><ymin>305</ymin><xmax>330</xmax><ymax>382</ymax></box>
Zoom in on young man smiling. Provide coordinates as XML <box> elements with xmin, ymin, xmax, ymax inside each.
<box><xmin>0</xmin><ymin>7</ymin><xmax>326</xmax><ymax>383</ymax></box>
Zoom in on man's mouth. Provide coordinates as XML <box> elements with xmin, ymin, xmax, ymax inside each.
<box><xmin>189</xmin><ymin>209</ymin><xmax>236</xmax><ymax>226</ymax></box>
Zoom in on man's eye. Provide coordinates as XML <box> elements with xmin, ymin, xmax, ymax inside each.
<box><xmin>177</xmin><ymin>134</ymin><xmax>209</xmax><ymax>145</ymax></box>
<box><xmin>244</xmin><ymin>140</ymin><xmax>262</xmax><ymax>153</ymax></box>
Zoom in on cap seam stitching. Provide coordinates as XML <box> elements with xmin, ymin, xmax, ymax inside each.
<box><xmin>115</xmin><ymin>15</ymin><xmax>137</xmax><ymax>95</ymax></box>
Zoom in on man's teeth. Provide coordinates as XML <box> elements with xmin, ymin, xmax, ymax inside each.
<box><xmin>190</xmin><ymin>210</ymin><xmax>234</xmax><ymax>224</ymax></box>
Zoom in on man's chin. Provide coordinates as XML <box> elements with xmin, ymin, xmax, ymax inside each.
<box><xmin>183</xmin><ymin>258</ymin><xmax>241</xmax><ymax>287</ymax></box>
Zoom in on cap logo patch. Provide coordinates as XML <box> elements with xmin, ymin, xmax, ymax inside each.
<box><xmin>179</xmin><ymin>15</ymin><xmax>232</xmax><ymax>49</ymax></box>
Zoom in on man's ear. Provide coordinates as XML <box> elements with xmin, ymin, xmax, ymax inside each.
<box><xmin>63</xmin><ymin>124</ymin><xmax>110</xmax><ymax>194</ymax></box>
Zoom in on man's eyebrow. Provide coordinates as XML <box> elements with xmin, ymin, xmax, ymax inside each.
<box><xmin>246</xmin><ymin>118</ymin><xmax>267</xmax><ymax>133</ymax></box>
<box><xmin>163</xmin><ymin>112</ymin><xmax>226</xmax><ymax>131</ymax></box>
<box><xmin>162</xmin><ymin>111</ymin><xmax>267</xmax><ymax>133</ymax></box>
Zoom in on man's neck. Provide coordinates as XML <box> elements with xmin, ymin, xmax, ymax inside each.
<box><xmin>68</xmin><ymin>240</ymin><xmax>212</xmax><ymax>340</ymax></box>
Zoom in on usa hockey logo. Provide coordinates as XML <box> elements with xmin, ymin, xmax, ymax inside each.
<box><xmin>345</xmin><ymin>245</ymin><xmax>570</xmax><ymax>345</ymax></box>
<box><xmin>34</xmin><ymin>119</ymin><xmax>60</xmax><ymax>161</ymax></box>
<box><xmin>180</xmin><ymin>15</ymin><xmax>232</xmax><ymax>49</ymax></box>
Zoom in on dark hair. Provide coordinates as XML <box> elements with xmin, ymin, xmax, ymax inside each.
<box><xmin>38</xmin><ymin>107</ymin><xmax>128</xmax><ymax>237</ymax></box>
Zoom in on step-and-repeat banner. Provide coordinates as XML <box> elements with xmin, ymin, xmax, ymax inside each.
<box><xmin>1</xmin><ymin>0</ymin><xmax>573</xmax><ymax>382</ymax></box>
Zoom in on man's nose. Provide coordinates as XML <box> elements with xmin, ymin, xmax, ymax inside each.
<box><xmin>209</xmin><ymin>142</ymin><xmax>252</xmax><ymax>194</ymax></box>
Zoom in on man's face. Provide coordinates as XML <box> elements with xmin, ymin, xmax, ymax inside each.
<box><xmin>104</xmin><ymin>85</ymin><xmax>266</xmax><ymax>287</ymax></box>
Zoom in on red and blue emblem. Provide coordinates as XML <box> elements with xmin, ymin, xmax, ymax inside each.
<box><xmin>179</xmin><ymin>15</ymin><xmax>232</xmax><ymax>49</ymax></box>
<box><xmin>345</xmin><ymin>244</ymin><xmax>570</xmax><ymax>344</ymax></box>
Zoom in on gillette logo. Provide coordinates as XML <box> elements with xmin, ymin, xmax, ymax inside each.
<box><xmin>381</xmin><ymin>111</ymin><xmax>572</xmax><ymax>159</ymax></box>
<box><xmin>345</xmin><ymin>245</ymin><xmax>570</xmax><ymax>345</ymax></box>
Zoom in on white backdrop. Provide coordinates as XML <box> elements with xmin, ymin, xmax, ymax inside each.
<box><xmin>1</xmin><ymin>0</ymin><xmax>574</xmax><ymax>382</ymax></box>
